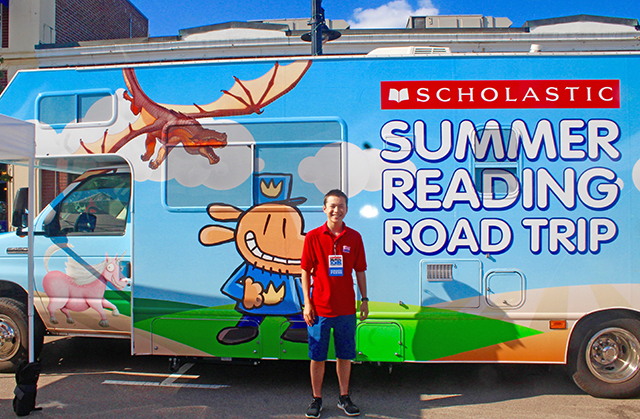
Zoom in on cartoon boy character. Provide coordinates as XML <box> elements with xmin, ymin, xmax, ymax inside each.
<box><xmin>199</xmin><ymin>174</ymin><xmax>308</xmax><ymax>345</ymax></box>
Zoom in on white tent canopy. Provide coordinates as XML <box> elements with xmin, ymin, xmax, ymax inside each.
<box><xmin>0</xmin><ymin>114</ymin><xmax>34</xmax><ymax>161</ymax></box>
<box><xmin>0</xmin><ymin>114</ymin><xmax>37</xmax><ymax>363</ymax></box>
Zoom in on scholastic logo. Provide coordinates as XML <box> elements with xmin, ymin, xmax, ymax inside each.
<box><xmin>381</xmin><ymin>79</ymin><xmax>620</xmax><ymax>109</ymax></box>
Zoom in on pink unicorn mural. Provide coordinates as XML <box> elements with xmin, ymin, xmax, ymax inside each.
<box><xmin>42</xmin><ymin>245</ymin><xmax>130</xmax><ymax>328</ymax></box>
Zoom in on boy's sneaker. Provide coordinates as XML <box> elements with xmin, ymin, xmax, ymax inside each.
<box><xmin>306</xmin><ymin>397</ymin><xmax>323</xmax><ymax>418</ymax></box>
<box><xmin>337</xmin><ymin>395</ymin><xmax>360</xmax><ymax>416</ymax></box>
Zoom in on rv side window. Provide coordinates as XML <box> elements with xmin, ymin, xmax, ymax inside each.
<box><xmin>164</xmin><ymin>120</ymin><xmax>344</xmax><ymax>210</ymax></box>
<box><xmin>38</xmin><ymin>92</ymin><xmax>114</xmax><ymax>126</ymax></box>
<box><xmin>473</xmin><ymin>125</ymin><xmax>520</xmax><ymax>199</ymax></box>
<box><xmin>50</xmin><ymin>173</ymin><xmax>131</xmax><ymax>236</ymax></box>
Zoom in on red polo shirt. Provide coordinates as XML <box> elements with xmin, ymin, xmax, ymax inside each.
<box><xmin>301</xmin><ymin>222</ymin><xmax>367</xmax><ymax>317</ymax></box>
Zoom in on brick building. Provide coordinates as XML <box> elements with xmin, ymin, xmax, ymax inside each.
<box><xmin>55</xmin><ymin>0</ymin><xmax>147</xmax><ymax>44</ymax></box>
<box><xmin>1</xmin><ymin>0</ymin><xmax>147</xmax><ymax>91</ymax></box>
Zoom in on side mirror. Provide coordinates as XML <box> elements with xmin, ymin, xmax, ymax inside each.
<box><xmin>42</xmin><ymin>207</ymin><xmax>58</xmax><ymax>237</ymax></box>
<box><xmin>12</xmin><ymin>188</ymin><xmax>28</xmax><ymax>237</ymax></box>
<box><xmin>12</xmin><ymin>188</ymin><xmax>28</xmax><ymax>228</ymax></box>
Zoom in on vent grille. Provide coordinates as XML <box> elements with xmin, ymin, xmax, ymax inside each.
<box><xmin>367</xmin><ymin>46</ymin><xmax>452</xmax><ymax>56</ymax></box>
<box><xmin>426</xmin><ymin>263</ymin><xmax>454</xmax><ymax>281</ymax></box>
<box><xmin>414</xmin><ymin>46</ymin><xmax>451</xmax><ymax>55</ymax></box>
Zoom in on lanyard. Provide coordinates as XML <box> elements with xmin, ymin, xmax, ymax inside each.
<box><xmin>329</xmin><ymin>232</ymin><xmax>344</xmax><ymax>277</ymax></box>
<box><xmin>332</xmin><ymin>231</ymin><xmax>346</xmax><ymax>256</ymax></box>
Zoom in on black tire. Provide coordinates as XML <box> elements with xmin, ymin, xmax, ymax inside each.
<box><xmin>0</xmin><ymin>297</ymin><xmax>44</xmax><ymax>372</ymax></box>
<box><xmin>571</xmin><ymin>318</ymin><xmax>640</xmax><ymax>398</ymax></box>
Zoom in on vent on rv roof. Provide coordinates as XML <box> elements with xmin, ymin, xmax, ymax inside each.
<box><xmin>367</xmin><ymin>46</ymin><xmax>451</xmax><ymax>56</ymax></box>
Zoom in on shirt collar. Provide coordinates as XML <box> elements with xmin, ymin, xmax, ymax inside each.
<box><xmin>321</xmin><ymin>222</ymin><xmax>347</xmax><ymax>238</ymax></box>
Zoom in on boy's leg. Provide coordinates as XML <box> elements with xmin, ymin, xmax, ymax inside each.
<box><xmin>308</xmin><ymin>316</ymin><xmax>331</xmax><ymax>397</ymax></box>
<box><xmin>333</xmin><ymin>314</ymin><xmax>357</xmax><ymax>395</ymax></box>
<box><xmin>310</xmin><ymin>360</ymin><xmax>325</xmax><ymax>398</ymax></box>
<box><xmin>336</xmin><ymin>358</ymin><xmax>351</xmax><ymax>396</ymax></box>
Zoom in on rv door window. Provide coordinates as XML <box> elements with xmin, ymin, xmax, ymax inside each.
<box><xmin>52</xmin><ymin>173</ymin><xmax>131</xmax><ymax>236</ymax></box>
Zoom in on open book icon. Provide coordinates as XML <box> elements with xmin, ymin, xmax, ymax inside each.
<box><xmin>389</xmin><ymin>88</ymin><xmax>409</xmax><ymax>103</ymax></box>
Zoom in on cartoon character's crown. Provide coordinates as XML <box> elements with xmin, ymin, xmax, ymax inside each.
<box><xmin>260</xmin><ymin>179</ymin><xmax>284</xmax><ymax>199</ymax></box>
<box><xmin>254</xmin><ymin>173</ymin><xmax>306</xmax><ymax>206</ymax></box>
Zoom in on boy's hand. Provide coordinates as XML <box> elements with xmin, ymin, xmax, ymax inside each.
<box><xmin>304</xmin><ymin>303</ymin><xmax>316</xmax><ymax>326</ymax></box>
<box><xmin>360</xmin><ymin>300</ymin><xmax>369</xmax><ymax>321</ymax></box>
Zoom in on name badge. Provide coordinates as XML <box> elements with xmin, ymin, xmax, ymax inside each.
<box><xmin>329</xmin><ymin>255</ymin><xmax>344</xmax><ymax>276</ymax></box>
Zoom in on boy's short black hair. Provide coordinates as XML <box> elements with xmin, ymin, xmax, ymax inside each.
<box><xmin>323</xmin><ymin>189</ymin><xmax>348</xmax><ymax>206</ymax></box>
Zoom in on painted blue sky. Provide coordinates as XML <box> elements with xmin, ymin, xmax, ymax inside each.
<box><xmin>130</xmin><ymin>0</ymin><xmax>640</xmax><ymax>37</ymax></box>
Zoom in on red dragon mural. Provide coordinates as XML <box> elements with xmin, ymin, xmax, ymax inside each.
<box><xmin>77</xmin><ymin>60</ymin><xmax>312</xmax><ymax>169</ymax></box>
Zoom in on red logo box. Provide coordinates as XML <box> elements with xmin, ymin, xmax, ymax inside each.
<box><xmin>381</xmin><ymin>80</ymin><xmax>620</xmax><ymax>109</ymax></box>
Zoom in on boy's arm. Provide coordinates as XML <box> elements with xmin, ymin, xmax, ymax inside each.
<box><xmin>302</xmin><ymin>268</ymin><xmax>316</xmax><ymax>326</ymax></box>
<box><xmin>356</xmin><ymin>270</ymin><xmax>368</xmax><ymax>321</ymax></box>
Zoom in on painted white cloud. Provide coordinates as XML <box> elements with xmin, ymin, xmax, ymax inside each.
<box><xmin>360</xmin><ymin>205</ymin><xmax>379</xmax><ymax>219</ymax></box>
<box><xmin>299</xmin><ymin>142</ymin><xmax>416</xmax><ymax>197</ymax></box>
<box><xmin>349</xmin><ymin>0</ymin><xmax>439</xmax><ymax>29</ymax></box>
<box><xmin>120</xmin><ymin>117</ymin><xmax>258</xmax><ymax>189</ymax></box>
<box><xmin>632</xmin><ymin>159</ymin><xmax>640</xmax><ymax>192</ymax></box>
<box><xmin>298</xmin><ymin>145</ymin><xmax>340</xmax><ymax>194</ymax></box>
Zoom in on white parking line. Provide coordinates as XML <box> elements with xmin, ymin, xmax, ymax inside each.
<box><xmin>101</xmin><ymin>363</ymin><xmax>229</xmax><ymax>389</ymax></box>
<box><xmin>161</xmin><ymin>362</ymin><xmax>194</xmax><ymax>385</ymax></box>
<box><xmin>102</xmin><ymin>380</ymin><xmax>229</xmax><ymax>389</ymax></box>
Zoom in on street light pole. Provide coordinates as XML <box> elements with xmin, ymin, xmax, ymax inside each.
<box><xmin>302</xmin><ymin>0</ymin><xmax>341</xmax><ymax>55</ymax></box>
<box><xmin>310</xmin><ymin>0</ymin><xmax>324</xmax><ymax>56</ymax></box>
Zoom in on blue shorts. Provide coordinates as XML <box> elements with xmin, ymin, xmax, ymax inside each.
<box><xmin>308</xmin><ymin>314</ymin><xmax>356</xmax><ymax>361</ymax></box>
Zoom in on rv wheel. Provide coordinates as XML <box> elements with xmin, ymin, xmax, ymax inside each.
<box><xmin>0</xmin><ymin>298</ymin><xmax>44</xmax><ymax>372</ymax></box>
<box><xmin>572</xmin><ymin>318</ymin><xmax>640</xmax><ymax>398</ymax></box>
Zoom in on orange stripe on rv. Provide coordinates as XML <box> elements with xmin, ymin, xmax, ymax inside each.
<box><xmin>436</xmin><ymin>330</ymin><xmax>570</xmax><ymax>363</ymax></box>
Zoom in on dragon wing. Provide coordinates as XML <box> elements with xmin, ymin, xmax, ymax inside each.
<box><xmin>75</xmin><ymin>60</ymin><xmax>312</xmax><ymax>157</ymax></box>
<box><xmin>161</xmin><ymin>60</ymin><xmax>312</xmax><ymax>118</ymax></box>
<box><xmin>77</xmin><ymin>108</ymin><xmax>160</xmax><ymax>155</ymax></box>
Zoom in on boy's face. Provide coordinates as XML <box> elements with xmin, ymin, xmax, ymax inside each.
<box><xmin>323</xmin><ymin>195</ymin><xmax>348</xmax><ymax>225</ymax></box>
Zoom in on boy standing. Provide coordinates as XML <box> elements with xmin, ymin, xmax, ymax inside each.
<box><xmin>301</xmin><ymin>189</ymin><xmax>368</xmax><ymax>418</ymax></box>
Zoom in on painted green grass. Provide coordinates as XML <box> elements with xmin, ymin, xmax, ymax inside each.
<box><xmin>132</xmin><ymin>299</ymin><xmax>543</xmax><ymax>361</ymax></box>
<box><xmin>104</xmin><ymin>290</ymin><xmax>132</xmax><ymax>317</ymax></box>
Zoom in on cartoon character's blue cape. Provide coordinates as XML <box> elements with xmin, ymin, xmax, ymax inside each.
<box><xmin>221</xmin><ymin>263</ymin><xmax>303</xmax><ymax>316</ymax></box>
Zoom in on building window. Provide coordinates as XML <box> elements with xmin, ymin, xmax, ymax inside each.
<box><xmin>1</xmin><ymin>1</ymin><xmax>8</xmax><ymax>49</ymax></box>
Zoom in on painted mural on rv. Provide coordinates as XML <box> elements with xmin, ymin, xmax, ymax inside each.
<box><xmin>2</xmin><ymin>55</ymin><xmax>640</xmax><ymax>361</ymax></box>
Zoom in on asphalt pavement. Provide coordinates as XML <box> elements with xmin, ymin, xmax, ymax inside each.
<box><xmin>1</xmin><ymin>336</ymin><xmax>639</xmax><ymax>418</ymax></box>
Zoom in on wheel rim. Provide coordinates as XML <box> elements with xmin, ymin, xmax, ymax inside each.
<box><xmin>0</xmin><ymin>314</ymin><xmax>21</xmax><ymax>361</ymax></box>
<box><xmin>586</xmin><ymin>327</ymin><xmax>640</xmax><ymax>384</ymax></box>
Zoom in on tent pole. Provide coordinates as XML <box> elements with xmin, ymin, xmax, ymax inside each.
<box><xmin>27</xmin><ymin>158</ymin><xmax>35</xmax><ymax>363</ymax></box>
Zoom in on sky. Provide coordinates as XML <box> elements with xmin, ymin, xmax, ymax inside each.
<box><xmin>130</xmin><ymin>0</ymin><xmax>640</xmax><ymax>37</ymax></box>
